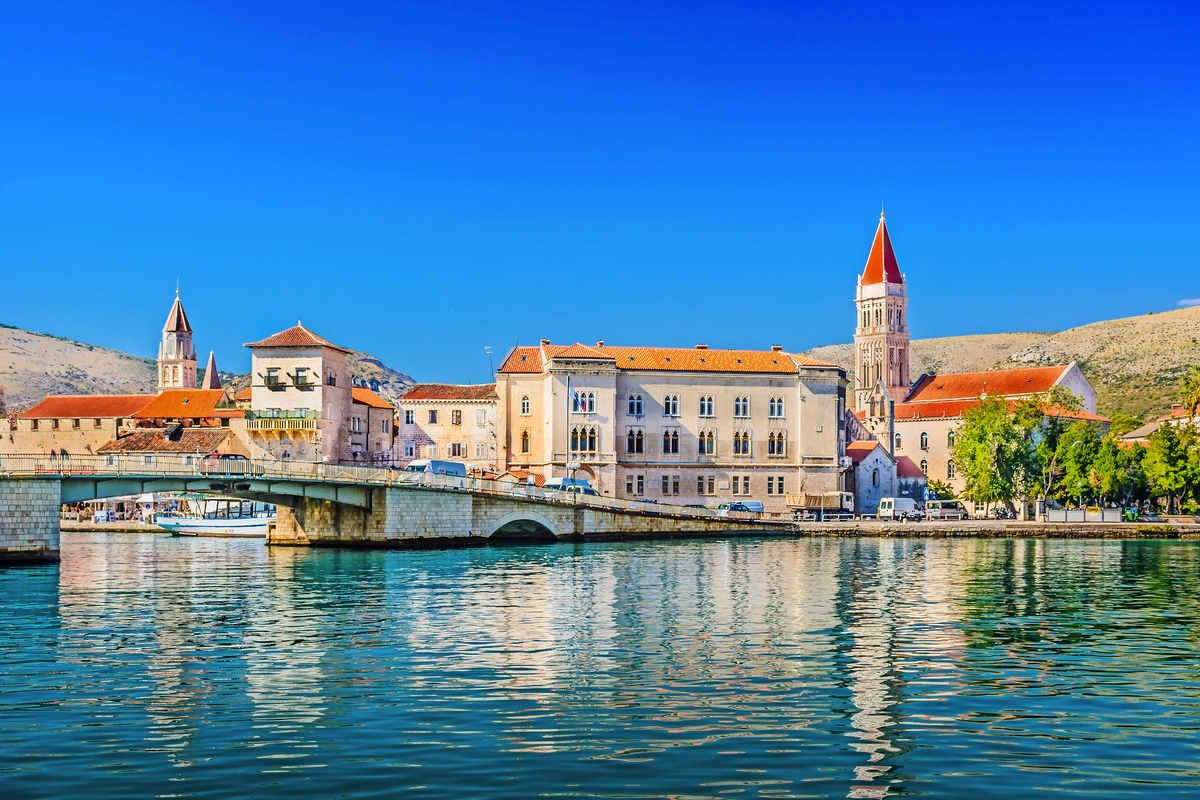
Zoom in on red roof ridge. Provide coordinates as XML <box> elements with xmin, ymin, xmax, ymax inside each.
<box><xmin>402</xmin><ymin>383</ymin><xmax>498</xmax><ymax>401</ymax></box>
<box><xmin>244</xmin><ymin>324</ymin><xmax>352</xmax><ymax>353</ymax></box>
<box><xmin>351</xmin><ymin>386</ymin><xmax>394</xmax><ymax>409</ymax></box>
<box><xmin>19</xmin><ymin>394</ymin><xmax>157</xmax><ymax>419</ymax></box>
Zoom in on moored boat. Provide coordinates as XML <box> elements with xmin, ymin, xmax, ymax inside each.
<box><xmin>155</xmin><ymin>497</ymin><xmax>275</xmax><ymax>538</ymax></box>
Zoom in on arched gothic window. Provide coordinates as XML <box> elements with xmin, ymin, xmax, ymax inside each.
<box><xmin>767</xmin><ymin>431</ymin><xmax>786</xmax><ymax>456</ymax></box>
<box><xmin>947</xmin><ymin>460</ymin><xmax>956</xmax><ymax>479</ymax></box>
<box><xmin>920</xmin><ymin>459</ymin><xmax>928</xmax><ymax>475</ymax></box>
<box><xmin>768</xmin><ymin>397</ymin><xmax>784</xmax><ymax>418</ymax></box>
<box><xmin>947</xmin><ymin>430</ymin><xmax>956</xmax><ymax>448</ymax></box>
<box><xmin>734</xmin><ymin>397</ymin><xmax>750</xmax><ymax>418</ymax></box>
<box><xmin>521</xmin><ymin>395</ymin><xmax>530</xmax><ymax>415</ymax></box>
<box><xmin>663</xmin><ymin>395</ymin><xmax>679</xmax><ymax>416</ymax></box>
<box><xmin>626</xmin><ymin>429</ymin><xmax>644</xmax><ymax>454</ymax></box>
<box><xmin>894</xmin><ymin>433</ymin><xmax>902</xmax><ymax>450</ymax></box>
<box><xmin>920</xmin><ymin>432</ymin><xmax>929</xmax><ymax>449</ymax></box>
<box><xmin>698</xmin><ymin>430</ymin><xmax>715</xmax><ymax>455</ymax></box>
<box><xmin>521</xmin><ymin>430</ymin><xmax>530</xmax><ymax>454</ymax></box>
<box><xmin>872</xmin><ymin>468</ymin><xmax>879</xmax><ymax>486</ymax></box>
<box><xmin>628</xmin><ymin>394</ymin><xmax>644</xmax><ymax>416</ymax></box>
<box><xmin>699</xmin><ymin>396</ymin><xmax>714</xmax><ymax>417</ymax></box>
<box><xmin>661</xmin><ymin>430</ymin><xmax>679</xmax><ymax>454</ymax></box>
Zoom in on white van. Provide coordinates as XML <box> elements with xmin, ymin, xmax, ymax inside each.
<box><xmin>404</xmin><ymin>459</ymin><xmax>467</xmax><ymax>478</ymax></box>
<box><xmin>877</xmin><ymin>497</ymin><xmax>922</xmax><ymax>521</ymax></box>
<box><xmin>717</xmin><ymin>501</ymin><xmax>764</xmax><ymax>516</ymax></box>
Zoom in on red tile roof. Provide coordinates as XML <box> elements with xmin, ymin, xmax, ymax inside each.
<box><xmin>502</xmin><ymin>469</ymin><xmax>545</xmax><ymax>487</ymax></box>
<box><xmin>497</xmin><ymin>344</ymin><xmax>836</xmax><ymax>374</ymax></box>
<box><xmin>163</xmin><ymin>295</ymin><xmax>192</xmax><ymax>333</ymax></box>
<box><xmin>906</xmin><ymin>365</ymin><xmax>1071</xmax><ymax>403</ymax></box>
<box><xmin>19</xmin><ymin>394</ymin><xmax>156</xmax><ymax>419</ymax></box>
<box><xmin>97</xmin><ymin>429</ymin><xmax>233</xmax><ymax>454</ymax></box>
<box><xmin>402</xmin><ymin>383</ymin><xmax>497</xmax><ymax>401</ymax></box>
<box><xmin>352</xmin><ymin>387</ymin><xmax>394</xmax><ymax>409</ymax></box>
<box><xmin>235</xmin><ymin>387</ymin><xmax>252</xmax><ymax>401</ymax></box>
<box><xmin>894</xmin><ymin>398</ymin><xmax>1108</xmax><ymax>423</ymax></box>
<box><xmin>846</xmin><ymin>440</ymin><xmax>887</xmax><ymax>463</ymax></box>
<box><xmin>244</xmin><ymin>325</ymin><xmax>352</xmax><ymax>353</ymax></box>
<box><xmin>896</xmin><ymin>456</ymin><xmax>926</xmax><ymax>478</ymax></box>
<box><xmin>861</xmin><ymin>214</ymin><xmax>903</xmax><ymax>285</ymax></box>
<box><xmin>133</xmin><ymin>389</ymin><xmax>242</xmax><ymax>419</ymax></box>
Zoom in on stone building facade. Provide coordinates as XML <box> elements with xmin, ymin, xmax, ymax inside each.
<box><xmin>396</xmin><ymin>384</ymin><xmax>498</xmax><ymax>472</ymax></box>
<box><xmin>495</xmin><ymin>341</ymin><xmax>847</xmax><ymax>511</ymax></box>
<box><xmin>349</xmin><ymin>386</ymin><xmax>396</xmax><ymax>464</ymax></box>
<box><xmin>243</xmin><ymin>324</ymin><xmax>354</xmax><ymax>463</ymax></box>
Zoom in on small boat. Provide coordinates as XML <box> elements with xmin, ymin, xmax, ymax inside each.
<box><xmin>156</xmin><ymin>497</ymin><xmax>275</xmax><ymax>538</ymax></box>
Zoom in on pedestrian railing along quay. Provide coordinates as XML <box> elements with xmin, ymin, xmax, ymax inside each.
<box><xmin>0</xmin><ymin>454</ymin><xmax>786</xmax><ymax>525</ymax></box>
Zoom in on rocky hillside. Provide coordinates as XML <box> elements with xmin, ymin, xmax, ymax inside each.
<box><xmin>803</xmin><ymin>306</ymin><xmax>1200</xmax><ymax>419</ymax></box>
<box><xmin>0</xmin><ymin>323</ymin><xmax>414</xmax><ymax>411</ymax></box>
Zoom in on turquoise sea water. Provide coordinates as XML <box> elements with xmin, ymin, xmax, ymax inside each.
<box><xmin>3</xmin><ymin>533</ymin><xmax>1200</xmax><ymax>798</ymax></box>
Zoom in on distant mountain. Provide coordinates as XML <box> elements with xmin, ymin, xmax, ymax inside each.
<box><xmin>0</xmin><ymin>323</ymin><xmax>415</xmax><ymax>411</ymax></box>
<box><xmin>803</xmin><ymin>306</ymin><xmax>1200</xmax><ymax>419</ymax></box>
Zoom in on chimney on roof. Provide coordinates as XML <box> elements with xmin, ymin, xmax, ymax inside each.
<box><xmin>540</xmin><ymin>338</ymin><xmax>550</xmax><ymax>346</ymax></box>
<box><xmin>596</xmin><ymin>340</ymin><xmax>604</xmax><ymax>347</ymax></box>
<box><xmin>695</xmin><ymin>343</ymin><xmax>708</xmax><ymax>350</ymax></box>
<box><xmin>771</xmin><ymin>344</ymin><xmax>783</xmax><ymax>352</ymax></box>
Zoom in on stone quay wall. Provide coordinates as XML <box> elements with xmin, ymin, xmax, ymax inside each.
<box><xmin>0</xmin><ymin>478</ymin><xmax>61</xmax><ymax>563</ymax></box>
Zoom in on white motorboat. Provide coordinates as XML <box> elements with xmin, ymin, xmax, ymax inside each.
<box><xmin>155</xmin><ymin>497</ymin><xmax>275</xmax><ymax>538</ymax></box>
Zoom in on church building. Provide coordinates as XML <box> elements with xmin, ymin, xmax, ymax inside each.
<box><xmin>849</xmin><ymin>213</ymin><xmax>1105</xmax><ymax>508</ymax></box>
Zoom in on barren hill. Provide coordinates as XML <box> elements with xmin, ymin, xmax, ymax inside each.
<box><xmin>803</xmin><ymin>306</ymin><xmax>1200</xmax><ymax>419</ymax></box>
<box><xmin>0</xmin><ymin>324</ymin><xmax>415</xmax><ymax>412</ymax></box>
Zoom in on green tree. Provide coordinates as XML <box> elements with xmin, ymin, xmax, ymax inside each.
<box><xmin>1181</xmin><ymin>365</ymin><xmax>1200</xmax><ymax>418</ymax></box>
<box><xmin>927</xmin><ymin>479</ymin><xmax>955</xmax><ymax>500</ymax></box>
<box><xmin>1144</xmin><ymin>422</ymin><xmax>1190</xmax><ymax>513</ymax></box>
<box><xmin>1089</xmin><ymin>433</ymin><xmax>1145</xmax><ymax>505</ymax></box>
<box><xmin>1107</xmin><ymin>413</ymin><xmax>1144</xmax><ymax>438</ymax></box>
<box><xmin>1054</xmin><ymin>421</ymin><xmax>1102</xmax><ymax>504</ymax></box>
<box><xmin>953</xmin><ymin>395</ymin><xmax>1031</xmax><ymax>508</ymax></box>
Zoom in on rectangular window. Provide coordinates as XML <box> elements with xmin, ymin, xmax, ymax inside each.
<box><xmin>72</xmin><ymin>419</ymin><xmax>80</xmax><ymax>429</ymax></box>
<box><xmin>698</xmin><ymin>475</ymin><xmax>706</xmax><ymax>495</ymax></box>
<box><xmin>142</xmin><ymin>455</ymin><xmax>156</xmax><ymax>466</ymax></box>
<box><xmin>93</xmin><ymin>418</ymin><xmax>102</xmax><ymax>428</ymax></box>
<box><xmin>426</xmin><ymin>443</ymin><xmax>439</xmax><ymax>458</ymax></box>
<box><xmin>405</xmin><ymin>410</ymin><xmax>415</xmax><ymax>425</ymax></box>
<box><xmin>662</xmin><ymin>475</ymin><xmax>670</xmax><ymax>496</ymax></box>
<box><xmin>382</xmin><ymin>419</ymin><xmax>389</xmax><ymax>433</ymax></box>
<box><xmin>293</xmin><ymin>367</ymin><xmax>309</xmax><ymax>386</ymax></box>
<box><xmin>742</xmin><ymin>476</ymin><xmax>751</xmax><ymax>495</ymax></box>
<box><xmin>708</xmin><ymin>477</ymin><xmax>715</xmax><ymax>494</ymax></box>
<box><xmin>52</xmin><ymin>419</ymin><xmax>60</xmax><ymax>430</ymax></box>
<box><xmin>105</xmin><ymin>455</ymin><xmax>117</xmax><ymax>466</ymax></box>
<box><xmin>637</xmin><ymin>474</ymin><xmax>644</xmax><ymax>495</ymax></box>
<box><xmin>627</xmin><ymin>476</ymin><xmax>633</xmax><ymax>494</ymax></box>
<box><xmin>452</xmin><ymin>410</ymin><xmax>462</xmax><ymax>426</ymax></box>
<box><xmin>403</xmin><ymin>441</ymin><xmax>415</xmax><ymax>457</ymax></box>
<box><xmin>428</xmin><ymin>410</ymin><xmax>438</xmax><ymax>424</ymax></box>
<box><xmin>266</xmin><ymin>367</ymin><xmax>280</xmax><ymax>387</ymax></box>
<box><xmin>672</xmin><ymin>476</ymin><xmax>680</xmax><ymax>495</ymax></box>
<box><xmin>475</xmin><ymin>409</ymin><xmax>486</xmax><ymax>425</ymax></box>
<box><xmin>767</xmin><ymin>477</ymin><xmax>774</xmax><ymax>495</ymax></box>
<box><xmin>31</xmin><ymin>420</ymin><xmax>38</xmax><ymax>431</ymax></box>
<box><xmin>777</xmin><ymin>477</ymin><xmax>784</xmax><ymax>495</ymax></box>
<box><xmin>475</xmin><ymin>442</ymin><xmax>487</xmax><ymax>458</ymax></box>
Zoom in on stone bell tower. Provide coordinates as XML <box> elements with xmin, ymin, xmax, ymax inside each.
<box><xmin>854</xmin><ymin>211</ymin><xmax>910</xmax><ymax>414</ymax></box>
<box><xmin>157</xmin><ymin>291</ymin><xmax>197</xmax><ymax>389</ymax></box>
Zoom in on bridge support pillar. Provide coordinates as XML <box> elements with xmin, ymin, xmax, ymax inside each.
<box><xmin>0</xmin><ymin>478</ymin><xmax>61</xmax><ymax>563</ymax></box>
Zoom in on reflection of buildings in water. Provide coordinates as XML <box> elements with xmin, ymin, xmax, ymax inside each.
<box><xmin>842</xmin><ymin>540</ymin><xmax>903</xmax><ymax>798</ymax></box>
<box><xmin>839</xmin><ymin>539</ymin><xmax>974</xmax><ymax>799</ymax></box>
<box><xmin>243</xmin><ymin>547</ymin><xmax>326</xmax><ymax>732</ymax></box>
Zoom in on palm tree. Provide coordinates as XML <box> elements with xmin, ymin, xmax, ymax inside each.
<box><xmin>1182</xmin><ymin>365</ymin><xmax>1200</xmax><ymax>419</ymax></box>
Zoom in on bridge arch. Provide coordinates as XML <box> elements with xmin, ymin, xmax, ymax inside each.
<box><xmin>486</xmin><ymin>510</ymin><xmax>563</xmax><ymax>543</ymax></box>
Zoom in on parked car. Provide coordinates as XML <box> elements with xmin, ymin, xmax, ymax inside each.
<box><xmin>926</xmin><ymin>500</ymin><xmax>970</xmax><ymax>520</ymax></box>
<box><xmin>198</xmin><ymin>453</ymin><xmax>263</xmax><ymax>475</ymax></box>
<box><xmin>717</xmin><ymin>501</ymin><xmax>764</xmax><ymax>516</ymax></box>
<box><xmin>878</xmin><ymin>497</ymin><xmax>922</xmax><ymax>521</ymax></box>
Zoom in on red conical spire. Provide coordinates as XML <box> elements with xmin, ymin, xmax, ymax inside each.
<box><xmin>163</xmin><ymin>291</ymin><xmax>192</xmax><ymax>333</ymax></box>
<box><xmin>861</xmin><ymin>212</ymin><xmax>903</xmax><ymax>285</ymax></box>
<box><xmin>202</xmin><ymin>351</ymin><xmax>222</xmax><ymax>389</ymax></box>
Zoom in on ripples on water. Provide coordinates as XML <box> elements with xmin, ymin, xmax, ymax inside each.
<box><xmin>3</xmin><ymin>534</ymin><xmax>1200</xmax><ymax>798</ymax></box>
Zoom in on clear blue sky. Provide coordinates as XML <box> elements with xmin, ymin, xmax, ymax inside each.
<box><xmin>2</xmin><ymin>1</ymin><xmax>1197</xmax><ymax>382</ymax></box>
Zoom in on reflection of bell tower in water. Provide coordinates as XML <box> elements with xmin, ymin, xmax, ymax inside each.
<box><xmin>158</xmin><ymin>291</ymin><xmax>197</xmax><ymax>389</ymax></box>
<box><xmin>854</xmin><ymin>212</ymin><xmax>910</xmax><ymax>420</ymax></box>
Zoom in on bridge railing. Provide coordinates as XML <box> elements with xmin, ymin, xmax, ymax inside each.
<box><xmin>0</xmin><ymin>453</ymin><xmax>785</xmax><ymax>524</ymax></box>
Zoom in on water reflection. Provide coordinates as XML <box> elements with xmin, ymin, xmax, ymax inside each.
<box><xmin>3</xmin><ymin>535</ymin><xmax>1200</xmax><ymax>797</ymax></box>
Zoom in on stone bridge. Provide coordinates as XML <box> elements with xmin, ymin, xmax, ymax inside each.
<box><xmin>0</xmin><ymin>455</ymin><xmax>791</xmax><ymax>561</ymax></box>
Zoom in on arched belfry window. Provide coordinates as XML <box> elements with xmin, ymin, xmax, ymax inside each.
<box><xmin>920</xmin><ymin>432</ymin><xmax>929</xmax><ymax>449</ymax></box>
